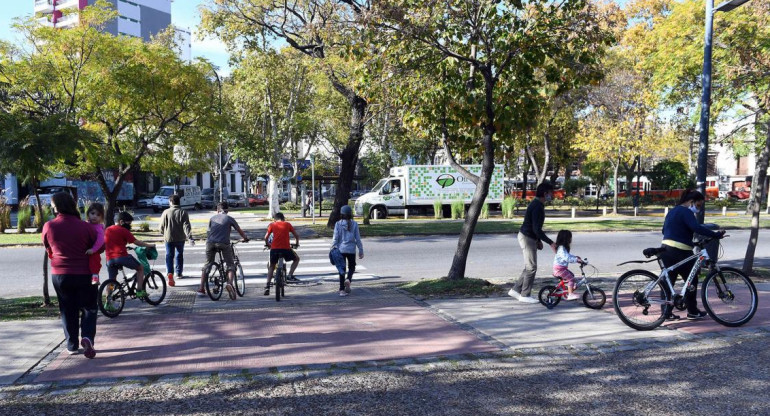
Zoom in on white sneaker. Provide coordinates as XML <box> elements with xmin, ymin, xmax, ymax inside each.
<box><xmin>519</xmin><ymin>296</ymin><xmax>539</xmax><ymax>304</ymax></box>
<box><xmin>566</xmin><ymin>293</ymin><xmax>580</xmax><ymax>301</ymax></box>
<box><xmin>175</xmin><ymin>273</ymin><xmax>183</xmax><ymax>279</ymax></box>
<box><xmin>339</xmin><ymin>290</ymin><xmax>348</xmax><ymax>297</ymax></box>
<box><xmin>507</xmin><ymin>289</ymin><xmax>521</xmax><ymax>299</ymax></box>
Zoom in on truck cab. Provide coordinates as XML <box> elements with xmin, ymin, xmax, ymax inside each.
<box><xmin>355</xmin><ymin>177</ymin><xmax>405</xmax><ymax>219</ymax></box>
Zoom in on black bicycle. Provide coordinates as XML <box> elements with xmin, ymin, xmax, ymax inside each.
<box><xmin>265</xmin><ymin>243</ymin><xmax>299</xmax><ymax>302</ymax></box>
<box><xmin>205</xmin><ymin>240</ymin><xmax>248</xmax><ymax>301</ymax></box>
<box><xmin>98</xmin><ymin>247</ymin><xmax>166</xmax><ymax>318</ymax></box>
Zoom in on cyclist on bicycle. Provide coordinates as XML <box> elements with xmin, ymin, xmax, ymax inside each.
<box><xmin>198</xmin><ymin>202</ymin><xmax>249</xmax><ymax>300</ymax></box>
<box><xmin>264</xmin><ymin>212</ymin><xmax>300</xmax><ymax>295</ymax></box>
<box><xmin>105</xmin><ymin>212</ymin><xmax>157</xmax><ymax>300</ymax></box>
<box><xmin>660</xmin><ymin>189</ymin><xmax>725</xmax><ymax>321</ymax></box>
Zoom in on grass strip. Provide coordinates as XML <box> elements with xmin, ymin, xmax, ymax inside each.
<box><xmin>399</xmin><ymin>278</ymin><xmax>505</xmax><ymax>298</ymax></box>
<box><xmin>0</xmin><ymin>296</ymin><xmax>60</xmax><ymax>321</ymax></box>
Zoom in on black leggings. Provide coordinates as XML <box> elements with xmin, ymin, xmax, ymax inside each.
<box><xmin>659</xmin><ymin>245</ymin><xmax>699</xmax><ymax>314</ymax></box>
<box><xmin>339</xmin><ymin>253</ymin><xmax>356</xmax><ymax>290</ymax></box>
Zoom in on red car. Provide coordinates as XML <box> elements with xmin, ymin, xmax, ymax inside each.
<box><xmin>248</xmin><ymin>194</ymin><xmax>268</xmax><ymax>206</ymax></box>
<box><xmin>727</xmin><ymin>187</ymin><xmax>751</xmax><ymax>200</ymax></box>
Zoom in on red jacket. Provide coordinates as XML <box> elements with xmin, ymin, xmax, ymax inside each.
<box><xmin>42</xmin><ymin>214</ymin><xmax>97</xmax><ymax>275</ymax></box>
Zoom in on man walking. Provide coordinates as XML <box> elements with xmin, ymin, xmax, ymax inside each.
<box><xmin>159</xmin><ymin>194</ymin><xmax>194</xmax><ymax>287</ymax></box>
<box><xmin>509</xmin><ymin>182</ymin><xmax>557</xmax><ymax>303</ymax></box>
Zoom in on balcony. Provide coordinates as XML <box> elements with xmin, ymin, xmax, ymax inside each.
<box><xmin>55</xmin><ymin>0</ymin><xmax>81</xmax><ymax>11</ymax></box>
<box><xmin>55</xmin><ymin>13</ymin><xmax>79</xmax><ymax>28</ymax></box>
<box><xmin>36</xmin><ymin>16</ymin><xmax>54</xmax><ymax>27</ymax></box>
<box><xmin>34</xmin><ymin>0</ymin><xmax>54</xmax><ymax>13</ymax></box>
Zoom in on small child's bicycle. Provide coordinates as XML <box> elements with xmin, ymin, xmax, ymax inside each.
<box><xmin>98</xmin><ymin>246</ymin><xmax>166</xmax><ymax>318</ymax></box>
<box><xmin>538</xmin><ymin>259</ymin><xmax>606</xmax><ymax>309</ymax></box>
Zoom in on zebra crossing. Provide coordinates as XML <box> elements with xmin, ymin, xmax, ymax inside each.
<box><xmin>151</xmin><ymin>239</ymin><xmax>371</xmax><ymax>287</ymax></box>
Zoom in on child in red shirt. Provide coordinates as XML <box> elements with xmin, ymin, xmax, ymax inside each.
<box><xmin>263</xmin><ymin>212</ymin><xmax>300</xmax><ymax>295</ymax></box>
<box><xmin>105</xmin><ymin>212</ymin><xmax>156</xmax><ymax>298</ymax></box>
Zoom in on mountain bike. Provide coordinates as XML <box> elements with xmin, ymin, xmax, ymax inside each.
<box><xmin>538</xmin><ymin>259</ymin><xmax>606</xmax><ymax>309</ymax></box>
<box><xmin>265</xmin><ymin>243</ymin><xmax>299</xmax><ymax>302</ymax></box>
<box><xmin>613</xmin><ymin>236</ymin><xmax>758</xmax><ymax>331</ymax></box>
<box><xmin>205</xmin><ymin>240</ymin><xmax>248</xmax><ymax>301</ymax></box>
<box><xmin>98</xmin><ymin>247</ymin><xmax>166</xmax><ymax>318</ymax></box>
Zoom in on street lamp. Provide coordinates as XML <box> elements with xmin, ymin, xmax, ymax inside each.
<box><xmin>696</xmin><ymin>0</ymin><xmax>749</xmax><ymax>223</ymax></box>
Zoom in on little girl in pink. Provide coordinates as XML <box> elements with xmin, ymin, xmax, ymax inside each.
<box><xmin>553</xmin><ymin>230</ymin><xmax>583</xmax><ymax>300</ymax></box>
<box><xmin>84</xmin><ymin>203</ymin><xmax>105</xmax><ymax>285</ymax></box>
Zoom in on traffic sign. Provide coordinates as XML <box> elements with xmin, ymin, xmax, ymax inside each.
<box><xmin>296</xmin><ymin>176</ymin><xmax>303</xmax><ymax>182</ymax></box>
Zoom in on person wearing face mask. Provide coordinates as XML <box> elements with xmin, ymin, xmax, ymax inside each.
<box><xmin>659</xmin><ymin>189</ymin><xmax>725</xmax><ymax>320</ymax></box>
<box><xmin>509</xmin><ymin>182</ymin><xmax>558</xmax><ymax>304</ymax></box>
<box><xmin>105</xmin><ymin>212</ymin><xmax>156</xmax><ymax>300</ymax></box>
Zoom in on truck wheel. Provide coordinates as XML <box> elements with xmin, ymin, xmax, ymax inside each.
<box><xmin>194</xmin><ymin>203</ymin><xmax>201</xmax><ymax>210</ymax></box>
<box><xmin>152</xmin><ymin>207</ymin><xmax>159</xmax><ymax>213</ymax></box>
<box><xmin>370</xmin><ymin>206</ymin><xmax>387</xmax><ymax>219</ymax></box>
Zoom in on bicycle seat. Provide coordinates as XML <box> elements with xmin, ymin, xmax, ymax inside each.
<box><xmin>642</xmin><ymin>247</ymin><xmax>666</xmax><ymax>258</ymax></box>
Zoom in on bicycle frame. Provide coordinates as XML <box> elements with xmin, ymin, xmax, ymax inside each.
<box><xmin>643</xmin><ymin>246</ymin><xmax>717</xmax><ymax>305</ymax></box>
<box><xmin>553</xmin><ymin>264</ymin><xmax>596</xmax><ymax>297</ymax></box>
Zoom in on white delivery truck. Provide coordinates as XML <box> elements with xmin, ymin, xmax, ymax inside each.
<box><xmin>354</xmin><ymin>165</ymin><xmax>504</xmax><ymax>219</ymax></box>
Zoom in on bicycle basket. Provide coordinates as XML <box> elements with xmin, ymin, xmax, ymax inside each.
<box><xmin>134</xmin><ymin>246</ymin><xmax>158</xmax><ymax>272</ymax></box>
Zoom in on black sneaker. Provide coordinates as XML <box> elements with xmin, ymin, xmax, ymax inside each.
<box><xmin>665</xmin><ymin>313</ymin><xmax>680</xmax><ymax>321</ymax></box>
<box><xmin>263</xmin><ymin>287</ymin><xmax>270</xmax><ymax>296</ymax></box>
<box><xmin>286</xmin><ymin>275</ymin><xmax>301</xmax><ymax>283</ymax></box>
<box><xmin>686</xmin><ymin>311</ymin><xmax>708</xmax><ymax>320</ymax></box>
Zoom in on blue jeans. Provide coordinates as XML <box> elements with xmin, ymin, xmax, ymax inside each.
<box><xmin>165</xmin><ymin>241</ymin><xmax>185</xmax><ymax>275</ymax></box>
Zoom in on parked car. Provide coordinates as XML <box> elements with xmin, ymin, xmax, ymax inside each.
<box><xmin>201</xmin><ymin>188</ymin><xmax>229</xmax><ymax>209</ymax></box>
<box><xmin>727</xmin><ymin>187</ymin><xmax>751</xmax><ymax>200</ymax></box>
<box><xmin>226</xmin><ymin>193</ymin><xmax>246</xmax><ymax>208</ymax></box>
<box><xmin>599</xmin><ymin>191</ymin><xmax>615</xmax><ymax>200</ymax></box>
<box><xmin>152</xmin><ymin>185</ymin><xmax>201</xmax><ymax>213</ymax></box>
<box><xmin>248</xmin><ymin>193</ymin><xmax>267</xmax><ymax>207</ymax></box>
<box><xmin>135</xmin><ymin>193</ymin><xmax>155</xmax><ymax>208</ymax></box>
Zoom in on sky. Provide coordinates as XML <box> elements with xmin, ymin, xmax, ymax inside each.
<box><xmin>0</xmin><ymin>0</ymin><xmax>232</xmax><ymax>74</ymax></box>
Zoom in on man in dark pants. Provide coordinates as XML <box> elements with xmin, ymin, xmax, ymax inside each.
<box><xmin>509</xmin><ymin>183</ymin><xmax>557</xmax><ymax>303</ymax></box>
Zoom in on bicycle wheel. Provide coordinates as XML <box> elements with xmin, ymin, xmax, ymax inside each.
<box><xmin>582</xmin><ymin>285</ymin><xmax>606</xmax><ymax>310</ymax></box>
<box><xmin>702</xmin><ymin>267</ymin><xmax>758</xmax><ymax>327</ymax></box>
<box><xmin>538</xmin><ymin>285</ymin><xmax>561</xmax><ymax>309</ymax></box>
<box><xmin>235</xmin><ymin>263</ymin><xmax>246</xmax><ymax>297</ymax></box>
<box><xmin>206</xmin><ymin>264</ymin><xmax>224</xmax><ymax>301</ymax></box>
<box><xmin>98</xmin><ymin>279</ymin><xmax>125</xmax><ymax>318</ymax></box>
<box><xmin>143</xmin><ymin>270</ymin><xmax>167</xmax><ymax>306</ymax></box>
<box><xmin>275</xmin><ymin>259</ymin><xmax>285</xmax><ymax>302</ymax></box>
<box><xmin>613</xmin><ymin>270</ymin><xmax>671</xmax><ymax>331</ymax></box>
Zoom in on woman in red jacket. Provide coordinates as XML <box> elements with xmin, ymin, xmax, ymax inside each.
<box><xmin>42</xmin><ymin>192</ymin><xmax>98</xmax><ymax>359</ymax></box>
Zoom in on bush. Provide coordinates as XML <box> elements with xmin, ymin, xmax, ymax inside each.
<box><xmin>321</xmin><ymin>200</ymin><xmax>334</xmax><ymax>210</ymax></box>
<box><xmin>713</xmin><ymin>198</ymin><xmax>733</xmax><ymax>209</ymax></box>
<box><xmin>17</xmin><ymin>206</ymin><xmax>31</xmax><ymax>234</ymax></box>
<box><xmin>363</xmin><ymin>203</ymin><xmax>371</xmax><ymax>225</ymax></box>
<box><xmin>450</xmin><ymin>200</ymin><xmax>464</xmax><ymax>220</ymax></box>
<box><xmin>563</xmin><ymin>178</ymin><xmax>591</xmax><ymax>196</ymax></box>
<box><xmin>564</xmin><ymin>196</ymin><xmax>581</xmax><ymax>208</ymax></box>
<box><xmin>432</xmin><ymin>200</ymin><xmax>443</xmax><ymax>219</ymax></box>
<box><xmin>137</xmin><ymin>221</ymin><xmax>151</xmax><ymax>232</ymax></box>
<box><xmin>280</xmin><ymin>201</ymin><xmax>301</xmax><ymax>211</ymax></box>
<box><xmin>0</xmin><ymin>203</ymin><xmax>9</xmax><ymax>233</ymax></box>
<box><xmin>501</xmin><ymin>197</ymin><xmax>517</xmax><ymax>219</ymax></box>
<box><xmin>480</xmin><ymin>203</ymin><xmax>489</xmax><ymax>219</ymax></box>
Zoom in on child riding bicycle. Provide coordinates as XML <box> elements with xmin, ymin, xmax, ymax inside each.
<box><xmin>105</xmin><ymin>212</ymin><xmax>157</xmax><ymax>299</ymax></box>
<box><xmin>264</xmin><ymin>212</ymin><xmax>300</xmax><ymax>296</ymax></box>
<box><xmin>553</xmin><ymin>230</ymin><xmax>583</xmax><ymax>301</ymax></box>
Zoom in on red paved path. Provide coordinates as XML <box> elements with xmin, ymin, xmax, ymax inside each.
<box><xmin>37</xmin><ymin>303</ymin><xmax>497</xmax><ymax>382</ymax></box>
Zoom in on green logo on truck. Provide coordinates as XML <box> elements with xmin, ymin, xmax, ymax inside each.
<box><xmin>436</xmin><ymin>174</ymin><xmax>455</xmax><ymax>188</ymax></box>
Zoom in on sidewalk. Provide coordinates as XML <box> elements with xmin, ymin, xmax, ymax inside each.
<box><xmin>2</xmin><ymin>282</ymin><xmax>768</xmax><ymax>388</ymax></box>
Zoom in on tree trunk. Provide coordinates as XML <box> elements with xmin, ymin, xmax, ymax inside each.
<box><xmin>612</xmin><ymin>162</ymin><xmax>620</xmax><ymax>215</ymax></box>
<box><xmin>268</xmin><ymin>173</ymin><xmax>280</xmax><ymax>218</ymax></box>
<box><xmin>326</xmin><ymin>94</ymin><xmax>366</xmax><ymax>228</ymax></box>
<box><xmin>743</xmin><ymin>122</ymin><xmax>770</xmax><ymax>274</ymax></box>
<box><xmin>95</xmin><ymin>169</ymin><xmax>127</xmax><ymax>227</ymax></box>
<box><xmin>42</xmin><ymin>251</ymin><xmax>52</xmax><ymax>306</ymax></box>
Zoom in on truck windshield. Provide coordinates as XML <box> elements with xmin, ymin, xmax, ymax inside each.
<box><xmin>157</xmin><ymin>188</ymin><xmax>174</xmax><ymax>197</ymax></box>
<box><xmin>372</xmin><ymin>179</ymin><xmax>388</xmax><ymax>193</ymax></box>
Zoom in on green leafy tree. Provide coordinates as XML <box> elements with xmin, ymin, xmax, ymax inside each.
<box><xmin>648</xmin><ymin>159</ymin><xmax>692</xmax><ymax>190</ymax></box>
<box><xmin>201</xmin><ymin>0</ymin><xmax>374</xmax><ymax>228</ymax></box>
<box><xmin>368</xmin><ymin>0</ymin><xmax>612</xmax><ymax>280</ymax></box>
<box><xmin>632</xmin><ymin>0</ymin><xmax>770</xmax><ymax>273</ymax></box>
